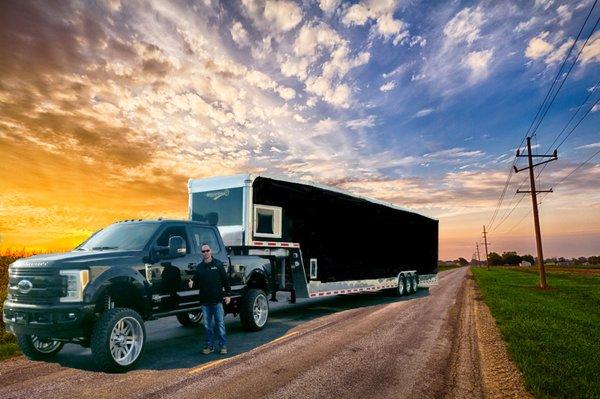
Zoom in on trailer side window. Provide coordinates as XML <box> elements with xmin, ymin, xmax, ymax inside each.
<box><xmin>253</xmin><ymin>204</ymin><xmax>282</xmax><ymax>239</ymax></box>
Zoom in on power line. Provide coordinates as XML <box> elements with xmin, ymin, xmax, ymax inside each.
<box><xmin>519</xmin><ymin>0</ymin><xmax>598</xmax><ymax>148</ymax></box>
<box><xmin>487</xmin><ymin>0</ymin><xmax>598</xmax><ymax>231</ymax></box>
<box><xmin>555</xmin><ymin>95</ymin><xmax>600</xmax><ymax>150</ymax></box>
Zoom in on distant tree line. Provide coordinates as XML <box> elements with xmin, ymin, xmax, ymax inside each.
<box><xmin>469</xmin><ymin>252</ymin><xmax>600</xmax><ymax>266</ymax></box>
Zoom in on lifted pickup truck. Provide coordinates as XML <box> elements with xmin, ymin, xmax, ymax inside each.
<box><xmin>3</xmin><ymin>219</ymin><xmax>273</xmax><ymax>372</ymax></box>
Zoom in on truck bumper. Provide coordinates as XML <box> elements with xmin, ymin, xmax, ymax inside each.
<box><xmin>3</xmin><ymin>300</ymin><xmax>96</xmax><ymax>340</ymax></box>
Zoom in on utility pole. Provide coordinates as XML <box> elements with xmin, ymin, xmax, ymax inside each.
<box><xmin>514</xmin><ymin>136</ymin><xmax>557</xmax><ymax>289</ymax></box>
<box><xmin>476</xmin><ymin>242</ymin><xmax>481</xmax><ymax>266</ymax></box>
<box><xmin>482</xmin><ymin>226</ymin><xmax>490</xmax><ymax>270</ymax></box>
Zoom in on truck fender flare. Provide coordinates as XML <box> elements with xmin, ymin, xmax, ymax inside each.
<box><xmin>86</xmin><ymin>267</ymin><xmax>147</xmax><ymax>306</ymax></box>
<box><xmin>244</xmin><ymin>269</ymin><xmax>269</xmax><ymax>293</ymax></box>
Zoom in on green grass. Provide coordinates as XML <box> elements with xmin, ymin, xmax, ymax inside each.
<box><xmin>472</xmin><ymin>267</ymin><xmax>600</xmax><ymax>398</ymax></box>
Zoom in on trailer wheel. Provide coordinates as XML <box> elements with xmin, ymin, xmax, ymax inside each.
<box><xmin>176</xmin><ymin>311</ymin><xmax>204</xmax><ymax>327</ymax></box>
<box><xmin>240</xmin><ymin>289</ymin><xmax>269</xmax><ymax>331</ymax></box>
<box><xmin>396</xmin><ymin>275</ymin><xmax>407</xmax><ymax>296</ymax></box>
<box><xmin>16</xmin><ymin>334</ymin><xmax>64</xmax><ymax>360</ymax></box>
<box><xmin>406</xmin><ymin>274</ymin><xmax>415</xmax><ymax>294</ymax></box>
<box><xmin>91</xmin><ymin>308</ymin><xmax>146</xmax><ymax>372</ymax></box>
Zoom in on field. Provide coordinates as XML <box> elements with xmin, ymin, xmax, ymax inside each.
<box><xmin>0</xmin><ymin>251</ymin><xmax>29</xmax><ymax>360</ymax></box>
<box><xmin>472</xmin><ymin>267</ymin><xmax>600</xmax><ymax>398</ymax></box>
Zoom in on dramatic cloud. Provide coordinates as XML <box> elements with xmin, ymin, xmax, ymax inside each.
<box><xmin>443</xmin><ymin>7</ymin><xmax>485</xmax><ymax>46</ymax></box>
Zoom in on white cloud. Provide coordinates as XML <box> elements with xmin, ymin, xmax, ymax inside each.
<box><xmin>515</xmin><ymin>16</ymin><xmax>541</xmax><ymax>33</ymax></box>
<box><xmin>319</xmin><ymin>0</ymin><xmax>341</xmax><ymax>15</ymax></box>
<box><xmin>230</xmin><ymin>21</ymin><xmax>250</xmax><ymax>48</ymax></box>
<box><xmin>592</xmin><ymin>104</ymin><xmax>600</xmax><ymax>112</ymax></box>
<box><xmin>411</xmin><ymin>73</ymin><xmax>426</xmax><ymax>81</ymax></box>
<box><xmin>580</xmin><ymin>31</ymin><xmax>600</xmax><ymax>64</ymax></box>
<box><xmin>346</xmin><ymin>116</ymin><xmax>376</xmax><ymax>129</ymax></box>
<box><xmin>415</xmin><ymin>108</ymin><xmax>434</xmax><ymax>118</ymax></box>
<box><xmin>443</xmin><ymin>7</ymin><xmax>485</xmax><ymax>46</ymax></box>
<box><xmin>535</xmin><ymin>0</ymin><xmax>555</xmax><ymax>10</ymax></box>
<box><xmin>379</xmin><ymin>81</ymin><xmax>396</xmax><ymax>92</ymax></box>
<box><xmin>264</xmin><ymin>0</ymin><xmax>303</xmax><ymax>32</ymax></box>
<box><xmin>545</xmin><ymin>38</ymin><xmax>574</xmax><ymax>64</ymax></box>
<box><xmin>463</xmin><ymin>49</ymin><xmax>493</xmax><ymax>82</ymax></box>
<box><xmin>556</xmin><ymin>4</ymin><xmax>573</xmax><ymax>25</ymax></box>
<box><xmin>423</xmin><ymin>147</ymin><xmax>484</xmax><ymax>159</ymax></box>
<box><xmin>575</xmin><ymin>142</ymin><xmax>600</xmax><ymax>149</ymax></box>
<box><xmin>525</xmin><ymin>32</ymin><xmax>554</xmax><ymax>59</ymax></box>
<box><xmin>314</xmin><ymin>117</ymin><xmax>340</xmax><ymax>132</ymax></box>
<box><xmin>341</xmin><ymin>0</ymin><xmax>410</xmax><ymax>46</ymax></box>
<box><xmin>242</xmin><ymin>0</ymin><xmax>302</xmax><ymax>34</ymax></box>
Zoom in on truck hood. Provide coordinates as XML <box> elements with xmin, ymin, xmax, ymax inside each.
<box><xmin>10</xmin><ymin>250</ymin><xmax>145</xmax><ymax>269</ymax></box>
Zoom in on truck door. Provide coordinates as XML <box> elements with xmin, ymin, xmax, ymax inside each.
<box><xmin>152</xmin><ymin>224</ymin><xmax>200</xmax><ymax>310</ymax></box>
<box><xmin>188</xmin><ymin>225</ymin><xmax>233</xmax><ymax>282</ymax></box>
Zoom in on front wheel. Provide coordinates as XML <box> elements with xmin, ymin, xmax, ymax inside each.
<box><xmin>176</xmin><ymin>311</ymin><xmax>203</xmax><ymax>327</ymax></box>
<box><xmin>91</xmin><ymin>308</ymin><xmax>146</xmax><ymax>372</ymax></box>
<box><xmin>240</xmin><ymin>289</ymin><xmax>269</xmax><ymax>331</ymax></box>
<box><xmin>16</xmin><ymin>334</ymin><xmax>64</xmax><ymax>360</ymax></box>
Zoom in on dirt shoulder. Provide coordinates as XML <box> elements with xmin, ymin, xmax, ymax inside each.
<box><xmin>466</xmin><ymin>269</ymin><xmax>532</xmax><ymax>399</ymax></box>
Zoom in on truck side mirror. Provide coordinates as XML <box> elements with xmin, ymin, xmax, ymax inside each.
<box><xmin>168</xmin><ymin>236</ymin><xmax>186</xmax><ymax>258</ymax></box>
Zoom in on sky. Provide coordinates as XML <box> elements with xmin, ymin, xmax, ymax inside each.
<box><xmin>0</xmin><ymin>0</ymin><xmax>599</xmax><ymax>260</ymax></box>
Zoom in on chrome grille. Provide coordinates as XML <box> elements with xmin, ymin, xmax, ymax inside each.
<box><xmin>8</xmin><ymin>267</ymin><xmax>63</xmax><ymax>305</ymax></box>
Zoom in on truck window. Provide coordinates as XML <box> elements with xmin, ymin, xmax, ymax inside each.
<box><xmin>155</xmin><ymin>226</ymin><xmax>190</xmax><ymax>254</ymax></box>
<box><xmin>191</xmin><ymin>227</ymin><xmax>221</xmax><ymax>254</ymax></box>
<box><xmin>191</xmin><ymin>188</ymin><xmax>243</xmax><ymax>226</ymax></box>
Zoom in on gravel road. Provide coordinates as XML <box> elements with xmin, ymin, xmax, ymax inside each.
<box><xmin>0</xmin><ymin>268</ymin><xmax>479</xmax><ymax>399</ymax></box>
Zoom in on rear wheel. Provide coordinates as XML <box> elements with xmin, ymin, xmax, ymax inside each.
<box><xmin>240</xmin><ymin>289</ymin><xmax>269</xmax><ymax>331</ymax></box>
<box><xmin>407</xmin><ymin>274</ymin><xmax>416</xmax><ymax>294</ymax></box>
<box><xmin>176</xmin><ymin>311</ymin><xmax>203</xmax><ymax>327</ymax></box>
<box><xmin>16</xmin><ymin>334</ymin><xmax>64</xmax><ymax>360</ymax></box>
<box><xmin>396</xmin><ymin>275</ymin><xmax>407</xmax><ymax>296</ymax></box>
<box><xmin>91</xmin><ymin>308</ymin><xmax>146</xmax><ymax>372</ymax></box>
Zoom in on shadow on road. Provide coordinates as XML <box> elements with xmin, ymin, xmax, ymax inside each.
<box><xmin>46</xmin><ymin>288</ymin><xmax>430</xmax><ymax>372</ymax></box>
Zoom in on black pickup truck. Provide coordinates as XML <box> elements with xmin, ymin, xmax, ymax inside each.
<box><xmin>3</xmin><ymin>220</ymin><xmax>273</xmax><ymax>372</ymax></box>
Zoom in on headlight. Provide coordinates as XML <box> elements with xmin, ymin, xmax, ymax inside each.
<box><xmin>60</xmin><ymin>270</ymin><xmax>90</xmax><ymax>302</ymax></box>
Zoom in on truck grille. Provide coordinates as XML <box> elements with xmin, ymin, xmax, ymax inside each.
<box><xmin>8</xmin><ymin>267</ymin><xmax>63</xmax><ymax>305</ymax></box>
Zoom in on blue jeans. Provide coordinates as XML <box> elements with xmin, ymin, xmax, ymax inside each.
<box><xmin>201</xmin><ymin>303</ymin><xmax>227</xmax><ymax>348</ymax></box>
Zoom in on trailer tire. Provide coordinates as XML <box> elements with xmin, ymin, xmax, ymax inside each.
<box><xmin>16</xmin><ymin>334</ymin><xmax>64</xmax><ymax>360</ymax></box>
<box><xmin>240</xmin><ymin>289</ymin><xmax>269</xmax><ymax>331</ymax></box>
<box><xmin>396</xmin><ymin>275</ymin><xmax>407</xmax><ymax>296</ymax></box>
<box><xmin>406</xmin><ymin>274</ymin><xmax>415</xmax><ymax>294</ymax></box>
<box><xmin>91</xmin><ymin>308</ymin><xmax>146</xmax><ymax>373</ymax></box>
<box><xmin>176</xmin><ymin>311</ymin><xmax>204</xmax><ymax>327</ymax></box>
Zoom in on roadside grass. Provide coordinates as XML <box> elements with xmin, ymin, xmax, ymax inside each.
<box><xmin>472</xmin><ymin>267</ymin><xmax>600</xmax><ymax>398</ymax></box>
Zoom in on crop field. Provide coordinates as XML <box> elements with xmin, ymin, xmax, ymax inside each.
<box><xmin>0</xmin><ymin>250</ymin><xmax>35</xmax><ymax>360</ymax></box>
<box><xmin>473</xmin><ymin>267</ymin><xmax>600</xmax><ymax>398</ymax></box>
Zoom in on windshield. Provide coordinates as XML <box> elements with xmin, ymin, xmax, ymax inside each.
<box><xmin>77</xmin><ymin>223</ymin><xmax>159</xmax><ymax>251</ymax></box>
<box><xmin>191</xmin><ymin>187</ymin><xmax>243</xmax><ymax>226</ymax></box>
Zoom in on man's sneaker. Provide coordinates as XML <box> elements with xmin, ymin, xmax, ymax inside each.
<box><xmin>202</xmin><ymin>346</ymin><xmax>214</xmax><ymax>354</ymax></box>
<box><xmin>219</xmin><ymin>347</ymin><xmax>227</xmax><ymax>355</ymax></box>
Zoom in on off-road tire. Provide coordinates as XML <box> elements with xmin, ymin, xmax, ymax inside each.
<box><xmin>240</xmin><ymin>289</ymin><xmax>269</xmax><ymax>331</ymax></box>
<box><xmin>176</xmin><ymin>311</ymin><xmax>203</xmax><ymax>327</ymax></box>
<box><xmin>16</xmin><ymin>334</ymin><xmax>64</xmax><ymax>360</ymax></box>
<box><xmin>90</xmin><ymin>308</ymin><xmax>146</xmax><ymax>372</ymax></box>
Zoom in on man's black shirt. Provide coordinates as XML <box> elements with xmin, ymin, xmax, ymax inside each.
<box><xmin>192</xmin><ymin>258</ymin><xmax>231</xmax><ymax>305</ymax></box>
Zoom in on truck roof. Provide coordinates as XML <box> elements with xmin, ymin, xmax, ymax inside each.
<box><xmin>113</xmin><ymin>219</ymin><xmax>213</xmax><ymax>226</ymax></box>
<box><xmin>188</xmin><ymin>173</ymin><xmax>437</xmax><ymax>221</ymax></box>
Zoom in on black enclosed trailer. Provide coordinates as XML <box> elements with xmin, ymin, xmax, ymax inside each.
<box><xmin>188</xmin><ymin>174</ymin><xmax>438</xmax><ymax>301</ymax></box>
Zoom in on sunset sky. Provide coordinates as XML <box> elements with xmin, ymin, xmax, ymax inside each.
<box><xmin>0</xmin><ymin>0</ymin><xmax>599</xmax><ymax>260</ymax></box>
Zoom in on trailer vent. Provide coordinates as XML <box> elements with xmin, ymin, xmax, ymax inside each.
<box><xmin>253</xmin><ymin>204</ymin><xmax>282</xmax><ymax>239</ymax></box>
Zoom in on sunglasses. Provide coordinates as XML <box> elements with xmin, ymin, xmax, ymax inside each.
<box><xmin>201</xmin><ymin>249</ymin><xmax>211</xmax><ymax>253</ymax></box>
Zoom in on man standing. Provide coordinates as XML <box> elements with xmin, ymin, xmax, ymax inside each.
<box><xmin>189</xmin><ymin>244</ymin><xmax>231</xmax><ymax>355</ymax></box>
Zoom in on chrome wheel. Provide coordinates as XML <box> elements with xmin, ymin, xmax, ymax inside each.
<box><xmin>253</xmin><ymin>294</ymin><xmax>268</xmax><ymax>328</ymax></box>
<box><xmin>397</xmin><ymin>276</ymin><xmax>406</xmax><ymax>296</ymax></box>
<box><xmin>188</xmin><ymin>311</ymin><xmax>203</xmax><ymax>323</ymax></box>
<box><xmin>30</xmin><ymin>335</ymin><xmax>62</xmax><ymax>354</ymax></box>
<box><xmin>109</xmin><ymin>316</ymin><xmax>144</xmax><ymax>366</ymax></box>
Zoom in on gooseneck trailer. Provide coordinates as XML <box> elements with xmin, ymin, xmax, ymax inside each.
<box><xmin>189</xmin><ymin>174</ymin><xmax>438</xmax><ymax>302</ymax></box>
